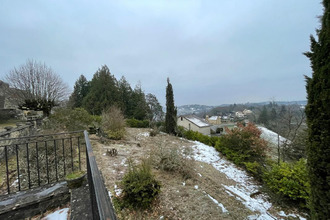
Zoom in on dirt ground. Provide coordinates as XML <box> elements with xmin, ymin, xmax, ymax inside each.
<box><xmin>91</xmin><ymin>128</ymin><xmax>303</xmax><ymax>220</ymax></box>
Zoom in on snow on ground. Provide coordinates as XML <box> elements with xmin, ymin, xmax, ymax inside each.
<box><xmin>258</xmin><ymin>126</ymin><xmax>287</xmax><ymax>146</ymax></box>
<box><xmin>205</xmin><ymin>192</ymin><xmax>228</xmax><ymax>213</ymax></box>
<box><xmin>191</xmin><ymin>140</ymin><xmax>305</xmax><ymax>220</ymax></box>
<box><xmin>43</xmin><ymin>208</ymin><xmax>69</xmax><ymax>220</ymax></box>
<box><xmin>137</xmin><ymin>132</ymin><xmax>150</xmax><ymax>139</ymax></box>
<box><xmin>114</xmin><ymin>184</ymin><xmax>122</xmax><ymax>196</ymax></box>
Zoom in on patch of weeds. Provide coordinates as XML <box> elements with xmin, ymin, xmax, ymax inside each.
<box><xmin>151</xmin><ymin>143</ymin><xmax>195</xmax><ymax>180</ymax></box>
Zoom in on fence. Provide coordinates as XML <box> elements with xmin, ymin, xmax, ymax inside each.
<box><xmin>0</xmin><ymin>130</ymin><xmax>117</xmax><ymax>220</ymax></box>
<box><xmin>0</xmin><ymin>131</ymin><xmax>85</xmax><ymax>194</ymax></box>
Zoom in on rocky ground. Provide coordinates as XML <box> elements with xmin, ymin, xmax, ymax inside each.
<box><xmin>90</xmin><ymin>128</ymin><xmax>306</xmax><ymax>220</ymax></box>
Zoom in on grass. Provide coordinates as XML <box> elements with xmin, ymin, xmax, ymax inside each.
<box><xmin>65</xmin><ymin>170</ymin><xmax>86</xmax><ymax>180</ymax></box>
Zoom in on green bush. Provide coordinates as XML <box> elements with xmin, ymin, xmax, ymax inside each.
<box><xmin>176</xmin><ymin>126</ymin><xmax>186</xmax><ymax>138</ymax></box>
<box><xmin>106</xmin><ymin>129</ymin><xmax>126</xmax><ymax>140</ymax></box>
<box><xmin>126</xmin><ymin>118</ymin><xmax>149</xmax><ymax>128</ymax></box>
<box><xmin>244</xmin><ymin>161</ymin><xmax>263</xmax><ymax>178</ymax></box>
<box><xmin>46</xmin><ymin>108</ymin><xmax>94</xmax><ymax>131</ymax></box>
<box><xmin>263</xmin><ymin>159</ymin><xmax>310</xmax><ymax>206</ymax></box>
<box><xmin>183</xmin><ymin>130</ymin><xmax>219</xmax><ymax>147</ymax></box>
<box><xmin>118</xmin><ymin>159</ymin><xmax>161</xmax><ymax>209</ymax></box>
<box><xmin>216</xmin><ymin>123</ymin><xmax>267</xmax><ymax>165</ymax></box>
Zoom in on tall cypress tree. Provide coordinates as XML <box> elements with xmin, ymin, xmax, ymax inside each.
<box><xmin>165</xmin><ymin>78</ymin><xmax>177</xmax><ymax>134</ymax></box>
<box><xmin>304</xmin><ymin>1</ymin><xmax>330</xmax><ymax>218</ymax></box>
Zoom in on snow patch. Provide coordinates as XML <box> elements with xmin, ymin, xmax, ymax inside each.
<box><xmin>43</xmin><ymin>208</ymin><xmax>69</xmax><ymax>220</ymax></box>
<box><xmin>114</xmin><ymin>184</ymin><xmax>122</xmax><ymax>196</ymax></box>
<box><xmin>190</xmin><ymin>140</ymin><xmax>276</xmax><ymax>219</ymax></box>
<box><xmin>258</xmin><ymin>126</ymin><xmax>287</xmax><ymax>146</ymax></box>
<box><xmin>137</xmin><ymin>132</ymin><xmax>149</xmax><ymax>139</ymax></box>
<box><xmin>206</xmin><ymin>193</ymin><xmax>228</xmax><ymax>213</ymax></box>
<box><xmin>194</xmin><ymin>185</ymin><xmax>199</xmax><ymax>190</ymax></box>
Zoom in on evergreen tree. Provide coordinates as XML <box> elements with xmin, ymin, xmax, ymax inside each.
<box><xmin>130</xmin><ymin>83</ymin><xmax>148</xmax><ymax>120</ymax></box>
<box><xmin>82</xmin><ymin>65</ymin><xmax>119</xmax><ymax>115</ymax></box>
<box><xmin>118</xmin><ymin>76</ymin><xmax>133</xmax><ymax>117</ymax></box>
<box><xmin>69</xmin><ymin>75</ymin><xmax>90</xmax><ymax>108</ymax></box>
<box><xmin>304</xmin><ymin>1</ymin><xmax>330</xmax><ymax>218</ymax></box>
<box><xmin>165</xmin><ymin>78</ymin><xmax>177</xmax><ymax>134</ymax></box>
<box><xmin>258</xmin><ymin>106</ymin><xmax>269</xmax><ymax>126</ymax></box>
<box><xmin>146</xmin><ymin>93</ymin><xmax>164</xmax><ymax>124</ymax></box>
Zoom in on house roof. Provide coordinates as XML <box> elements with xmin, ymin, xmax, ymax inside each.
<box><xmin>180</xmin><ymin>115</ymin><xmax>211</xmax><ymax>128</ymax></box>
<box><xmin>209</xmin><ymin>116</ymin><xmax>219</xmax><ymax>120</ymax></box>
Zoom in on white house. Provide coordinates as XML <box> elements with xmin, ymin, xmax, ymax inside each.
<box><xmin>177</xmin><ymin>115</ymin><xmax>211</xmax><ymax>135</ymax></box>
<box><xmin>205</xmin><ymin>115</ymin><xmax>221</xmax><ymax>125</ymax></box>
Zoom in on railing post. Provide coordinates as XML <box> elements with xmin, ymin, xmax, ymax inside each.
<box><xmin>62</xmin><ymin>139</ymin><xmax>66</xmax><ymax>176</ymax></box>
<box><xmin>5</xmin><ymin>146</ymin><xmax>10</xmax><ymax>194</ymax></box>
<box><xmin>26</xmin><ymin>143</ymin><xmax>31</xmax><ymax>189</ymax></box>
<box><xmin>15</xmin><ymin>144</ymin><xmax>21</xmax><ymax>191</ymax></box>
<box><xmin>45</xmin><ymin>141</ymin><xmax>49</xmax><ymax>184</ymax></box>
<box><xmin>54</xmin><ymin>140</ymin><xmax>58</xmax><ymax>182</ymax></box>
<box><xmin>36</xmin><ymin>142</ymin><xmax>40</xmax><ymax>186</ymax></box>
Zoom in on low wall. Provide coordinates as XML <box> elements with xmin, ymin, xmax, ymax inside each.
<box><xmin>0</xmin><ymin>181</ymin><xmax>70</xmax><ymax>220</ymax></box>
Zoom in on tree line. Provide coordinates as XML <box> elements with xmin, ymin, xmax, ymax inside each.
<box><xmin>68</xmin><ymin>65</ymin><xmax>163</xmax><ymax>123</ymax></box>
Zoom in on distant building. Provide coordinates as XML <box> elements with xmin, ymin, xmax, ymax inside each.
<box><xmin>205</xmin><ymin>115</ymin><xmax>221</xmax><ymax>125</ymax></box>
<box><xmin>177</xmin><ymin>115</ymin><xmax>211</xmax><ymax>135</ymax></box>
<box><xmin>235</xmin><ymin>111</ymin><xmax>244</xmax><ymax>118</ymax></box>
<box><xmin>243</xmin><ymin>109</ymin><xmax>253</xmax><ymax>115</ymax></box>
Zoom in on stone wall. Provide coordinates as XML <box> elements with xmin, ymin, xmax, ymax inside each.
<box><xmin>0</xmin><ymin>182</ymin><xmax>70</xmax><ymax>220</ymax></box>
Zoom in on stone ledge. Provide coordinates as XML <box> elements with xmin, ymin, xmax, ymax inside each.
<box><xmin>0</xmin><ymin>181</ymin><xmax>70</xmax><ymax>220</ymax></box>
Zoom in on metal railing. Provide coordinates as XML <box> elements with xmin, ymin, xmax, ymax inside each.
<box><xmin>0</xmin><ymin>131</ymin><xmax>85</xmax><ymax>194</ymax></box>
<box><xmin>84</xmin><ymin>131</ymin><xmax>117</xmax><ymax>220</ymax></box>
<box><xmin>0</xmin><ymin>130</ymin><xmax>117</xmax><ymax>220</ymax></box>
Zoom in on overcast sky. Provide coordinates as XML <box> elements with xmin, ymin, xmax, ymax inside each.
<box><xmin>0</xmin><ymin>1</ymin><xmax>323</xmax><ymax>106</ymax></box>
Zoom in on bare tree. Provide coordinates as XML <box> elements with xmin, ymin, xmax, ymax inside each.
<box><xmin>5</xmin><ymin>59</ymin><xmax>69</xmax><ymax>115</ymax></box>
<box><xmin>269</xmin><ymin>104</ymin><xmax>306</xmax><ymax>163</ymax></box>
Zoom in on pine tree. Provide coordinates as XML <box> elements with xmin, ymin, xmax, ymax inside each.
<box><xmin>165</xmin><ymin>78</ymin><xmax>177</xmax><ymax>134</ymax></box>
<box><xmin>118</xmin><ymin>76</ymin><xmax>133</xmax><ymax>117</ymax></box>
<box><xmin>304</xmin><ymin>1</ymin><xmax>330</xmax><ymax>218</ymax></box>
<box><xmin>258</xmin><ymin>106</ymin><xmax>269</xmax><ymax>126</ymax></box>
<box><xmin>131</xmin><ymin>83</ymin><xmax>148</xmax><ymax>120</ymax></box>
<box><xmin>69</xmin><ymin>75</ymin><xmax>90</xmax><ymax>108</ymax></box>
<box><xmin>82</xmin><ymin>65</ymin><xmax>119</xmax><ymax>115</ymax></box>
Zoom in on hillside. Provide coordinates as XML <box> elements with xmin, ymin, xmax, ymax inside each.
<box><xmin>92</xmin><ymin>128</ymin><xmax>307</xmax><ymax>220</ymax></box>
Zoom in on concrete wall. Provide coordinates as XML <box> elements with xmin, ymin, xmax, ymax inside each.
<box><xmin>177</xmin><ymin>116</ymin><xmax>211</xmax><ymax>135</ymax></box>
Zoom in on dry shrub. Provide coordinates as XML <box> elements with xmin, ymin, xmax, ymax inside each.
<box><xmin>101</xmin><ymin>106</ymin><xmax>126</xmax><ymax>140</ymax></box>
<box><xmin>151</xmin><ymin>143</ymin><xmax>194</xmax><ymax>179</ymax></box>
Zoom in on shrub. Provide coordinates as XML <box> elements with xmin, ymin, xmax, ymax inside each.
<box><xmin>176</xmin><ymin>126</ymin><xmax>186</xmax><ymax>138</ymax></box>
<box><xmin>217</xmin><ymin>123</ymin><xmax>268</xmax><ymax>165</ymax></box>
<box><xmin>151</xmin><ymin>144</ymin><xmax>194</xmax><ymax>179</ymax></box>
<box><xmin>149</xmin><ymin>128</ymin><xmax>159</xmax><ymax>137</ymax></box>
<box><xmin>183</xmin><ymin>129</ymin><xmax>219</xmax><ymax>147</ymax></box>
<box><xmin>46</xmin><ymin>108</ymin><xmax>94</xmax><ymax>131</ymax></box>
<box><xmin>118</xmin><ymin>159</ymin><xmax>161</xmax><ymax>209</ymax></box>
<box><xmin>101</xmin><ymin>106</ymin><xmax>126</xmax><ymax>139</ymax></box>
<box><xmin>126</xmin><ymin>118</ymin><xmax>149</xmax><ymax>128</ymax></box>
<box><xmin>263</xmin><ymin>159</ymin><xmax>310</xmax><ymax>206</ymax></box>
<box><xmin>244</xmin><ymin>161</ymin><xmax>263</xmax><ymax>178</ymax></box>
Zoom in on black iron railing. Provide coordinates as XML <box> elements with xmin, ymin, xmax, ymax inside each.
<box><xmin>0</xmin><ymin>131</ymin><xmax>85</xmax><ymax>194</ymax></box>
<box><xmin>0</xmin><ymin>130</ymin><xmax>117</xmax><ymax>220</ymax></box>
<box><xmin>84</xmin><ymin>131</ymin><xmax>117</xmax><ymax>220</ymax></box>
